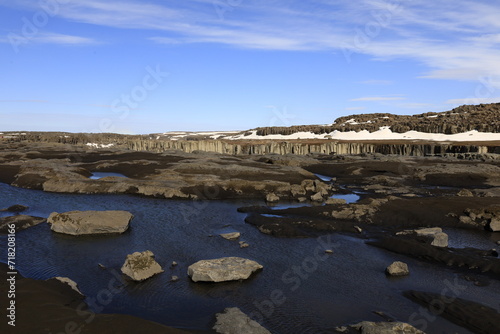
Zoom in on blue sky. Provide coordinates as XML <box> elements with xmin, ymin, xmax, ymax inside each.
<box><xmin>1</xmin><ymin>0</ymin><xmax>500</xmax><ymax>134</ymax></box>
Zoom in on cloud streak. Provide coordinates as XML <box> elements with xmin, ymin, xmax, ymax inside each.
<box><xmin>3</xmin><ymin>0</ymin><xmax>500</xmax><ymax>82</ymax></box>
<box><xmin>0</xmin><ymin>31</ymin><xmax>100</xmax><ymax>46</ymax></box>
<box><xmin>351</xmin><ymin>96</ymin><xmax>406</xmax><ymax>102</ymax></box>
<box><xmin>446</xmin><ymin>97</ymin><xmax>500</xmax><ymax>105</ymax></box>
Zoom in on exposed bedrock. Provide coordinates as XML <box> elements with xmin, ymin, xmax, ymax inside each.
<box><xmin>213</xmin><ymin>307</ymin><xmax>271</xmax><ymax>334</ymax></box>
<box><xmin>0</xmin><ymin>215</ymin><xmax>46</xmax><ymax>233</ymax></box>
<box><xmin>337</xmin><ymin>320</ymin><xmax>425</xmax><ymax>334</ymax></box>
<box><xmin>368</xmin><ymin>237</ymin><xmax>500</xmax><ymax>276</ymax></box>
<box><xmin>240</xmin><ymin>196</ymin><xmax>500</xmax><ymax>238</ymax></box>
<box><xmin>48</xmin><ymin>210</ymin><xmax>133</xmax><ymax>235</ymax></box>
<box><xmin>187</xmin><ymin>257</ymin><xmax>263</xmax><ymax>282</ymax></box>
<box><xmin>0</xmin><ymin>263</ymin><xmax>190</xmax><ymax>334</ymax></box>
<box><xmin>404</xmin><ymin>290</ymin><xmax>500</xmax><ymax>334</ymax></box>
<box><xmin>126</xmin><ymin>139</ymin><xmax>499</xmax><ymax>158</ymax></box>
<box><xmin>0</xmin><ymin>143</ymin><xmax>333</xmax><ymax>200</ymax></box>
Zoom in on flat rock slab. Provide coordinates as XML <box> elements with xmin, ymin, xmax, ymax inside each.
<box><xmin>188</xmin><ymin>257</ymin><xmax>263</xmax><ymax>282</ymax></box>
<box><xmin>213</xmin><ymin>307</ymin><xmax>271</xmax><ymax>334</ymax></box>
<box><xmin>48</xmin><ymin>210</ymin><xmax>133</xmax><ymax>235</ymax></box>
<box><xmin>220</xmin><ymin>232</ymin><xmax>241</xmax><ymax>240</ymax></box>
<box><xmin>397</xmin><ymin>227</ymin><xmax>448</xmax><ymax>247</ymax></box>
<box><xmin>121</xmin><ymin>250</ymin><xmax>164</xmax><ymax>281</ymax></box>
<box><xmin>350</xmin><ymin>321</ymin><xmax>425</xmax><ymax>334</ymax></box>
<box><xmin>0</xmin><ymin>215</ymin><xmax>46</xmax><ymax>233</ymax></box>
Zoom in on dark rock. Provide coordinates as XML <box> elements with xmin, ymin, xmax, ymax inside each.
<box><xmin>0</xmin><ymin>204</ymin><xmax>28</xmax><ymax>212</ymax></box>
<box><xmin>404</xmin><ymin>290</ymin><xmax>500</xmax><ymax>334</ymax></box>
<box><xmin>0</xmin><ymin>215</ymin><xmax>46</xmax><ymax>233</ymax></box>
<box><xmin>213</xmin><ymin>307</ymin><xmax>271</xmax><ymax>334</ymax></box>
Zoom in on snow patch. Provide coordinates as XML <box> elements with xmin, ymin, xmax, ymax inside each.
<box><xmin>86</xmin><ymin>143</ymin><xmax>115</xmax><ymax>148</ymax></box>
<box><xmin>226</xmin><ymin>127</ymin><xmax>500</xmax><ymax>142</ymax></box>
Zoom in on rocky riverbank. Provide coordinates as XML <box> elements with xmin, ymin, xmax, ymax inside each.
<box><xmin>0</xmin><ymin>263</ymin><xmax>190</xmax><ymax>334</ymax></box>
<box><xmin>2</xmin><ymin>103</ymin><xmax>499</xmax><ymax>158</ymax></box>
<box><xmin>1</xmin><ymin>139</ymin><xmax>499</xmax><ymax>333</ymax></box>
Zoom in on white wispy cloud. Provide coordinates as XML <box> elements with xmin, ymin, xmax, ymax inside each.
<box><xmin>36</xmin><ymin>32</ymin><xmax>99</xmax><ymax>45</ymax></box>
<box><xmin>351</xmin><ymin>96</ymin><xmax>406</xmax><ymax>102</ymax></box>
<box><xmin>0</xmin><ymin>31</ymin><xmax>100</xmax><ymax>46</ymax></box>
<box><xmin>446</xmin><ymin>97</ymin><xmax>500</xmax><ymax>105</ymax></box>
<box><xmin>359</xmin><ymin>80</ymin><xmax>393</xmax><ymax>85</ymax></box>
<box><xmin>3</xmin><ymin>0</ymin><xmax>500</xmax><ymax>82</ymax></box>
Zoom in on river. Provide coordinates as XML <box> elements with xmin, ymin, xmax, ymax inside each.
<box><xmin>1</xmin><ymin>182</ymin><xmax>498</xmax><ymax>333</ymax></box>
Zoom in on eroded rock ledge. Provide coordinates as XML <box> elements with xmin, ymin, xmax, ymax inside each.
<box><xmin>48</xmin><ymin>210</ymin><xmax>133</xmax><ymax>235</ymax></box>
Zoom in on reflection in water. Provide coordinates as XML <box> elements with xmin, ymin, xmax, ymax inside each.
<box><xmin>90</xmin><ymin>172</ymin><xmax>128</xmax><ymax>180</ymax></box>
<box><xmin>315</xmin><ymin>174</ymin><xmax>334</xmax><ymax>182</ymax></box>
<box><xmin>330</xmin><ymin>193</ymin><xmax>360</xmax><ymax>204</ymax></box>
<box><xmin>0</xmin><ymin>183</ymin><xmax>496</xmax><ymax>334</ymax></box>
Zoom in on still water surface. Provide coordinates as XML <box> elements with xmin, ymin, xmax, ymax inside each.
<box><xmin>1</xmin><ymin>183</ymin><xmax>498</xmax><ymax>333</ymax></box>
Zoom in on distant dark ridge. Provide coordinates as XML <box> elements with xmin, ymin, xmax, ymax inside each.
<box><xmin>254</xmin><ymin>103</ymin><xmax>500</xmax><ymax>136</ymax></box>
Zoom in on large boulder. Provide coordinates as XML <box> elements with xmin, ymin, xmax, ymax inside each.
<box><xmin>488</xmin><ymin>217</ymin><xmax>500</xmax><ymax>232</ymax></box>
<box><xmin>0</xmin><ymin>215</ymin><xmax>46</xmax><ymax>233</ymax></box>
<box><xmin>397</xmin><ymin>227</ymin><xmax>448</xmax><ymax>247</ymax></box>
<box><xmin>213</xmin><ymin>307</ymin><xmax>271</xmax><ymax>334</ymax></box>
<box><xmin>121</xmin><ymin>250</ymin><xmax>164</xmax><ymax>281</ymax></box>
<box><xmin>414</xmin><ymin>227</ymin><xmax>448</xmax><ymax>247</ymax></box>
<box><xmin>266</xmin><ymin>193</ymin><xmax>279</xmax><ymax>203</ymax></box>
<box><xmin>386</xmin><ymin>261</ymin><xmax>409</xmax><ymax>276</ymax></box>
<box><xmin>349</xmin><ymin>321</ymin><xmax>425</xmax><ymax>334</ymax></box>
<box><xmin>311</xmin><ymin>192</ymin><xmax>325</xmax><ymax>202</ymax></box>
<box><xmin>188</xmin><ymin>257</ymin><xmax>263</xmax><ymax>282</ymax></box>
<box><xmin>457</xmin><ymin>189</ymin><xmax>474</xmax><ymax>197</ymax></box>
<box><xmin>48</xmin><ymin>210</ymin><xmax>133</xmax><ymax>235</ymax></box>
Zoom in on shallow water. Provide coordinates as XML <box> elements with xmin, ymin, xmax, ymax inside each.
<box><xmin>444</xmin><ymin>228</ymin><xmax>499</xmax><ymax>249</ymax></box>
<box><xmin>1</xmin><ymin>183</ymin><xmax>498</xmax><ymax>333</ymax></box>
<box><xmin>315</xmin><ymin>174</ymin><xmax>334</xmax><ymax>182</ymax></box>
<box><xmin>90</xmin><ymin>172</ymin><xmax>128</xmax><ymax>180</ymax></box>
<box><xmin>330</xmin><ymin>193</ymin><xmax>360</xmax><ymax>204</ymax></box>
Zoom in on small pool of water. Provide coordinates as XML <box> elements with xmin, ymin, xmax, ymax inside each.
<box><xmin>330</xmin><ymin>193</ymin><xmax>360</xmax><ymax>204</ymax></box>
<box><xmin>315</xmin><ymin>173</ymin><xmax>335</xmax><ymax>182</ymax></box>
<box><xmin>90</xmin><ymin>172</ymin><xmax>128</xmax><ymax>180</ymax></box>
<box><xmin>268</xmin><ymin>202</ymin><xmax>309</xmax><ymax>210</ymax></box>
<box><xmin>1</xmin><ymin>183</ymin><xmax>498</xmax><ymax>334</ymax></box>
<box><xmin>444</xmin><ymin>228</ymin><xmax>500</xmax><ymax>250</ymax></box>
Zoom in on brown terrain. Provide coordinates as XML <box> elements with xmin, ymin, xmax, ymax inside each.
<box><xmin>1</xmin><ymin>103</ymin><xmax>499</xmax><ymax>333</ymax></box>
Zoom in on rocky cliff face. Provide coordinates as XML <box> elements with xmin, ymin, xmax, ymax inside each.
<box><xmin>255</xmin><ymin>103</ymin><xmax>500</xmax><ymax>136</ymax></box>
<box><xmin>2</xmin><ymin>103</ymin><xmax>499</xmax><ymax>158</ymax></box>
<box><xmin>2</xmin><ymin>132</ymin><xmax>498</xmax><ymax>158</ymax></box>
<box><xmin>126</xmin><ymin>139</ymin><xmax>499</xmax><ymax>158</ymax></box>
